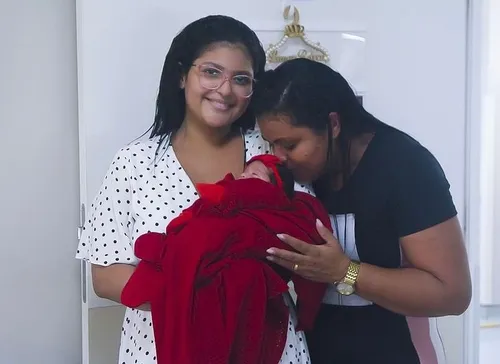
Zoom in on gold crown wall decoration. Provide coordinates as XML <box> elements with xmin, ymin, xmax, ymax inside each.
<box><xmin>265</xmin><ymin>6</ymin><xmax>330</xmax><ymax>65</ymax></box>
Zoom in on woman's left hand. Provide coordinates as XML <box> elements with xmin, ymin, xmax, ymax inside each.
<box><xmin>267</xmin><ymin>219</ymin><xmax>351</xmax><ymax>283</ymax></box>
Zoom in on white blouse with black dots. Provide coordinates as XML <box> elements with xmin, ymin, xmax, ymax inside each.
<box><xmin>76</xmin><ymin>129</ymin><xmax>311</xmax><ymax>364</ymax></box>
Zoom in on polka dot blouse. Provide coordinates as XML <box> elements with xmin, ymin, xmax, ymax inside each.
<box><xmin>76</xmin><ymin>129</ymin><xmax>311</xmax><ymax>364</ymax></box>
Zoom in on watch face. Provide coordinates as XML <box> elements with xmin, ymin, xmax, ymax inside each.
<box><xmin>336</xmin><ymin>282</ymin><xmax>355</xmax><ymax>296</ymax></box>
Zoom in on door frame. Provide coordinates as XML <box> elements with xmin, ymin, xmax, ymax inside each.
<box><xmin>463</xmin><ymin>0</ymin><xmax>486</xmax><ymax>363</ymax></box>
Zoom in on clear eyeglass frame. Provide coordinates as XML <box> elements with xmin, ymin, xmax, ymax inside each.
<box><xmin>192</xmin><ymin>63</ymin><xmax>255</xmax><ymax>98</ymax></box>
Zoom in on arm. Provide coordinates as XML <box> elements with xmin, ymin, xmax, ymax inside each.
<box><xmin>354</xmin><ymin>144</ymin><xmax>471</xmax><ymax>316</ymax></box>
<box><xmin>269</xmin><ymin>217</ymin><xmax>471</xmax><ymax>317</ymax></box>
<box><xmin>92</xmin><ymin>264</ymin><xmax>131</xmax><ymax>300</ymax></box>
<box><xmin>353</xmin><ymin>144</ymin><xmax>472</xmax><ymax>315</ymax></box>
<box><xmin>356</xmin><ymin>217</ymin><xmax>471</xmax><ymax>316</ymax></box>
<box><xmin>267</xmin><ymin>143</ymin><xmax>472</xmax><ymax>317</ymax></box>
<box><xmin>92</xmin><ymin>264</ymin><xmax>151</xmax><ymax>310</ymax></box>
<box><xmin>76</xmin><ymin>148</ymin><xmax>150</xmax><ymax>311</ymax></box>
<box><xmin>353</xmin><ymin>144</ymin><xmax>471</xmax><ymax>316</ymax></box>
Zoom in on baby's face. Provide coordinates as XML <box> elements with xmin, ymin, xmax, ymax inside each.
<box><xmin>238</xmin><ymin>161</ymin><xmax>272</xmax><ymax>182</ymax></box>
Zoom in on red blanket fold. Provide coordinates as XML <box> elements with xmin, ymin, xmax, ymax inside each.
<box><xmin>121</xmin><ymin>175</ymin><xmax>332</xmax><ymax>364</ymax></box>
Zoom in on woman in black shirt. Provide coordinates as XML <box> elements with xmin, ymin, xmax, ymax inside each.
<box><xmin>252</xmin><ymin>58</ymin><xmax>472</xmax><ymax>363</ymax></box>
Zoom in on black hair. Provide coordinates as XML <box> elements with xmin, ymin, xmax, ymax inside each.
<box><xmin>270</xmin><ymin>164</ymin><xmax>295</xmax><ymax>199</ymax></box>
<box><xmin>252</xmin><ymin>58</ymin><xmax>385</xmax><ymax>188</ymax></box>
<box><xmin>148</xmin><ymin>15</ymin><xmax>266</xmax><ymax>146</ymax></box>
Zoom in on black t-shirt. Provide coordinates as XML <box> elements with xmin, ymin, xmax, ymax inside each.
<box><xmin>308</xmin><ymin>126</ymin><xmax>457</xmax><ymax>364</ymax></box>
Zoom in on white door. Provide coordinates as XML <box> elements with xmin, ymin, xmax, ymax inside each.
<box><xmin>76</xmin><ymin>0</ymin><xmax>475</xmax><ymax>363</ymax></box>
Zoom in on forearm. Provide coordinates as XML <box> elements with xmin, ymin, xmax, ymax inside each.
<box><xmin>91</xmin><ymin>263</ymin><xmax>150</xmax><ymax>311</ymax></box>
<box><xmin>355</xmin><ymin>263</ymin><xmax>468</xmax><ymax>317</ymax></box>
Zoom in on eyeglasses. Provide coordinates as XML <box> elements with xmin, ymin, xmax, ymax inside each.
<box><xmin>192</xmin><ymin>63</ymin><xmax>255</xmax><ymax>98</ymax></box>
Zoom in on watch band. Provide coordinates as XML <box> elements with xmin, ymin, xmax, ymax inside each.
<box><xmin>342</xmin><ymin>260</ymin><xmax>361</xmax><ymax>286</ymax></box>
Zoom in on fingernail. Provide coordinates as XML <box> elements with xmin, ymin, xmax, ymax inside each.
<box><xmin>266</xmin><ymin>248</ymin><xmax>275</xmax><ymax>254</ymax></box>
<box><xmin>316</xmin><ymin>219</ymin><xmax>324</xmax><ymax>227</ymax></box>
<box><xmin>266</xmin><ymin>256</ymin><xmax>274</xmax><ymax>261</ymax></box>
<box><xmin>277</xmin><ymin>234</ymin><xmax>285</xmax><ymax>240</ymax></box>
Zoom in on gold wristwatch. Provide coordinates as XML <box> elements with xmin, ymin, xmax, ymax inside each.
<box><xmin>336</xmin><ymin>260</ymin><xmax>361</xmax><ymax>296</ymax></box>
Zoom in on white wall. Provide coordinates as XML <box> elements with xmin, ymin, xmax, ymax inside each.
<box><xmin>0</xmin><ymin>1</ymin><xmax>81</xmax><ymax>363</ymax></box>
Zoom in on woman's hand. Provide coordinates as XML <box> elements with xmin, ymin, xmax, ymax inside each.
<box><xmin>267</xmin><ymin>219</ymin><xmax>351</xmax><ymax>283</ymax></box>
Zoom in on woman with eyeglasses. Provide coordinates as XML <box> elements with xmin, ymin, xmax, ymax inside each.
<box><xmin>252</xmin><ymin>58</ymin><xmax>472</xmax><ymax>364</ymax></box>
<box><xmin>76</xmin><ymin>15</ymin><xmax>312</xmax><ymax>364</ymax></box>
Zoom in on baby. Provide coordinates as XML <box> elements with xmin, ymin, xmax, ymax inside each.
<box><xmin>121</xmin><ymin>154</ymin><xmax>331</xmax><ymax>364</ymax></box>
<box><xmin>237</xmin><ymin>155</ymin><xmax>295</xmax><ymax>199</ymax></box>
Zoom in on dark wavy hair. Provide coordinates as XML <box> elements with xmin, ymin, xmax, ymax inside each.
<box><xmin>271</xmin><ymin>164</ymin><xmax>295</xmax><ymax>199</ymax></box>
<box><xmin>149</xmin><ymin>15</ymin><xmax>266</xmax><ymax>146</ymax></box>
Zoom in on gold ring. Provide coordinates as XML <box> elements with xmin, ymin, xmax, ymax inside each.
<box><xmin>293</xmin><ymin>263</ymin><xmax>299</xmax><ymax>271</ymax></box>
